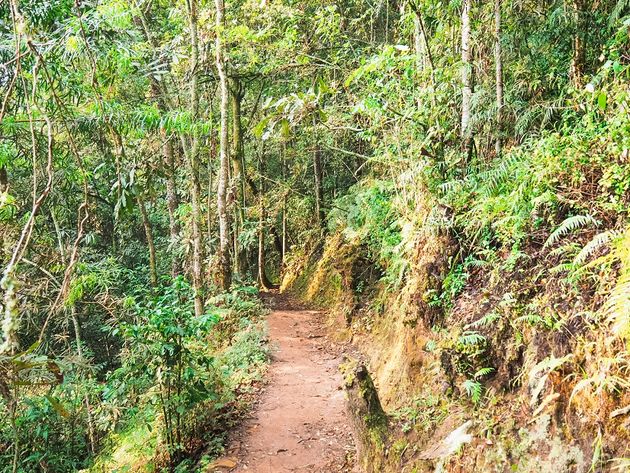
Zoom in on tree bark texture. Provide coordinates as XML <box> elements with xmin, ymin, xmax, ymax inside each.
<box><xmin>187</xmin><ymin>0</ymin><xmax>205</xmax><ymax>315</ymax></box>
<box><xmin>460</xmin><ymin>0</ymin><xmax>472</xmax><ymax>146</ymax></box>
<box><xmin>495</xmin><ymin>0</ymin><xmax>504</xmax><ymax>156</ymax></box>
<box><xmin>216</xmin><ymin>0</ymin><xmax>232</xmax><ymax>291</ymax></box>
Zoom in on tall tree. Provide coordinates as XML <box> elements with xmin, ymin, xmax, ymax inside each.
<box><xmin>136</xmin><ymin>6</ymin><xmax>182</xmax><ymax>278</ymax></box>
<box><xmin>136</xmin><ymin>191</ymin><xmax>158</xmax><ymax>287</ymax></box>
<box><xmin>257</xmin><ymin>149</ymin><xmax>273</xmax><ymax>289</ymax></box>
<box><xmin>570</xmin><ymin>0</ymin><xmax>587</xmax><ymax>87</ymax></box>
<box><xmin>495</xmin><ymin>0</ymin><xmax>503</xmax><ymax>156</ymax></box>
<box><xmin>460</xmin><ymin>0</ymin><xmax>473</xmax><ymax>154</ymax></box>
<box><xmin>312</xmin><ymin>117</ymin><xmax>325</xmax><ymax>231</ymax></box>
<box><xmin>164</xmin><ymin>135</ymin><xmax>181</xmax><ymax>277</ymax></box>
<box><xmin>216</xmin><ymin>0</ymin><xmax>232</xmax><ymax>290</ymax></box>
<box><xmin>230</xmin><ymin>78</ymin><xmax>247</xmax><ymax>276</ymax></box>
<box><xmin>185</xmin><ymin>0</ymin><xmax>205</xmax><ymax>316</ymax></box>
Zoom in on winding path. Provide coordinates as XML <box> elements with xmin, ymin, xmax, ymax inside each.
<box><xmin>220</xmin><ymin>297</ymin><xmax>356</xmax><ymax>472</ymax></box>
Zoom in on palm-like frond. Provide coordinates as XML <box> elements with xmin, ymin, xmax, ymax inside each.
<box><xmin>573</xmin><ymin>230</ymin><xmax>621</xmax><ymax>266</ymax></box>
<box><xmin>544</xmin><ymin>215</ymin><xmax>599</xmax><ymax>249</ymax></box>
<box><xmin>604</xmin><ymin>228</ymin><xmax>630</xmax><ymax>341</ymax></box>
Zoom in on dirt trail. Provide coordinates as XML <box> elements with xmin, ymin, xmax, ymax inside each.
<box><xmin>221</xmin><ymin>296</ymin><xmax>356</xmax><ymax>472</ymax></box>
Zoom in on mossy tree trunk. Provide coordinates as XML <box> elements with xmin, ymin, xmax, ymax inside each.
<box><xmin>215</xmin><ymin>0</ymin><xmax>232</xmax><ymax>291</ymax></box>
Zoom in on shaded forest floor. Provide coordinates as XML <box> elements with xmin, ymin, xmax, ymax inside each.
<box><xmin>208</xmin><ymin>293</ymin><xmax>357</xmax><ymax>473</ymax></box>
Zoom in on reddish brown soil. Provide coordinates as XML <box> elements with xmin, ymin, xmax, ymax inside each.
<box><xmin>222</xmin><ymin>297</ymin><xmax>356</xmax><ymax>472</ymax></box>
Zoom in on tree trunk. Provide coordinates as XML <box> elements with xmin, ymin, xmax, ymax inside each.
<box><xmin>410</xmin><ymin>3</ymin><xmax>435</xmax><ymax>85</ymax></box>
<box><xmin>137</xmin><ymin>192</ymin><xmax>158</xmax><ymax>287</ymax></box>
<box><xmin>312</xmin><ymin>119</ymin><xmax>325</xmax><ymax>231</ymax></box>
<box><xmin>414</xmin><ymin>14</ymin><xmax>424</xmax><ymax>70</ymax></box>
<box><xmin>137</xmin><ymin>5</ymin><xmax>181</xmax><ymax>279</ymax></box>
<box><xmin>164</xmin><ymin>135</ymin><xmax>181</xmax><ymax>277</ymax></box>
<box><xmin>207</xmin><ymin>133</ymin><xmax>215</xmax><ymax>250</ymax></box>
<box><xmin>570</xmin><ymin>0</ymin><xmax>586</xmax><ymax>88</ymax></box>
<box><xmin>313</xmin><ymin>147</ymin><xmax>325</xmax><ymax>230</ymax></box>
<box><xmin>216</xmin><ymin>0</ymin><xmax>232</xmax><ymax>291</ymax></box>
<box><xmin>409</xmin><ymin>3</ymin><xmax>436</xmax><ymax>109</ymax></box>
<box><xmin>281</xmin><ymin>143</ymin><xmax>287</xmax><ymax>270</ymax></box>
<box><xmin>231</xmin><ymin>79</ymin><xmax>248</xmax><ymax>277</ymax></box>
<box><xmin>3</xmin><ymin>115</ymin><xmax>55</xmax><ymax>354</ymax></box>
<box><xmin>187</xmin><ymin>0</ymin><xmax>205</xmax><ymax>315</ymax></box>
<box><xmin>460</xmin><ymin>0</ymin><xmax>473</xmax><ymax>154</ymax></box>
<box><xmin>0</xmin><ymin>166</ymin><xmax>7</xmax><ymax>194</ymax></box>
<box><xmin>257</xmin><ymin>152</ymin><xmax>273</xmax><ymax>290</ymax></box>
<box><xmin>494</xmin><ymin>0</ymin><xmax>503</xmax><ymax>156</ymax></box>
<box><xmin>231</xmin><ymin>80</ymin><xmax>246</xmax><ymax>219</ymax></box>
<box><xmin>70</xmin><ymin>307</ymin><xmax>97</xmax><ymax>455</ymax></box>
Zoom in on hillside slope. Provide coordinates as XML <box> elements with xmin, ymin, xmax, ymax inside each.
<box><xmin>282</xmin><ymin>79</ymin><xmax>630</xmax><ymax>472</ymax></box>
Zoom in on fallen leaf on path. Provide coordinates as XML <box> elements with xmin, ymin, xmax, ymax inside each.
<box><xmin>206</xmin><ymin>457</ymin><xmax>237</xmax><ymax>471</ymax></box>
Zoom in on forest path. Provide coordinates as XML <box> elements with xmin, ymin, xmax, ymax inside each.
<box><xmin>215</xmin><ymin>294</ymin><xmax>356</xmax><ymax>472</ymax></box>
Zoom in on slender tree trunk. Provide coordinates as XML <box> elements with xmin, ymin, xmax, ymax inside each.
<box><xmin>136</xmin><ymin>4</ymin><xmax>182</xmax><ymax>278</ymax></box>
<box><xmin>164</xmin><ymin>135</ymin><xmax>181</xmax><ymax>277</ymax></box>
<box><xmin>570</xmin><ymin>0</ymin><xmax>586</xmax><ymax>88</ymax></box>
<box><xmin>494</xmin><ymin>0</ymin><xmax>503</xmax><ymax>156</ymax></box>
<box><xmin>10</xmin><ymin>384</ymin><xmax>19</xmax><ymax>473</ymax></box>
<box><xmin>460</xmin><ymin>0</ymin><xmax>473</xmax><ymax>154</ymax></box>
<box><xmin>187</xmin><ymin>0</ymin><xmax>205</xmax><ymax>314</ymax></box>
<box><xmin>137</xmin><ymin>192</ymin><xmax>158</xmax><ymax>287</ymax></box>
<box><xmin>230</xmin><ymin>80</ymin><xmax>247</xmax><ymax>277</ymax></box>
<box><xmin>188</xmin><ymin>155</ymin><xmax>204</xmax><ymax>313</ymax></box>
<box><xmin>231</xmin><ymin>80</ymin><xmax>246</xmax><ymax>220</ymax></box>
<box><xmin>0</xmin><ymin>166</ymin><xmax>7</xmax><ymax>194</ymax></box>
<box><xmin>257</xmin><ymin>151</ymin><xmax>273</xmax><ymax>289</ymax></box>
<box><xmin>3</xmin><ymin>115</ymin><xmax>55</xmax><ymax>354</ymax></box>
<box><xmin>207</xmin><ymin>133</ymin><xmax>215</xmax><ymax>250</ymax></box>
<box><xmin>281</xmin><ymin>142</ymin><xmax>287</xmax><ymax>270</ymax></box>
<box><xmin>414</xmin><ymin>14</ymin><xmax>424</xmax><ymax>70</ymax></box>
<box><xmin>410</xmin><ymin>3</ymin><xmax>436</xmax><ymax>105</ymax></box>
<box><xmin>70</xmin><ymin>307</ymin><xmax>97</xmax><ymax>455</ymax></box>
<box><xmin>312</xmin><ymin>118</ymin><xmax>325</xmax><ymax>231</ymax></box>
<box><xmin>313</xmin><ymin>148</ymin><xmax>325</xmax><ymax>230</ymax></box>
<box><xmin>216</xmin><ymin>0</ymin><xmax>232</xmax><ymax>290</ymax></box>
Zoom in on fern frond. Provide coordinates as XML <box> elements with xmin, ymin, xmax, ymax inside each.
<box><xmin>550</xmin><ymin>262</ymin><xmax>575</xmax><ymax>274</ymax></box>
<box><xmin>549</xmin><ymin>242</ymin><xmax>580</xmax><ymax>258</ymax></box>
<box><xmin>573</xmin><ymin>230</ymin><xmax>620</xmax><ymax>266</ymax></box>
<box><xmin>458</xmin><ymin>331</ymin><xmax>485</xmax><ymax>346</ymax></box>
<box><xmin>478</xmin><ymin>154</ymin><xmax>522</xmax><ymax>195</ymax></box>
<box><xmin>609</xmin><ymin>0</ymin><xmax>630</xmax><ymax>26</ymax></box>
<box><xmin>438</xmin><ymin>179</ymin><xmax>464</xmax><ymax>195</ymax></box>
<box><xmin>474</xmin><ymin>367</ymin><xmax>495</xmax><ymax>379</ymax></box>
<box><xmin>466</xmin><ymin>312</ymin><xmax>500</xmax><ymax>328</ymax></box>
<box><xmin>544</xmin><ymin>215</ymin><xmax>599</xmax><ymax>249</ymax></box>
<box><xmin>515</xmin><ymin>313</ymin><xmax>544</xmax><ymax>325</ymax></box>
<box><xmin>603</xmin><ymin>227</ymin><xmax>630</xmax><ymax>341</ymax></box>
<box><xmin>462</xmin><ymin>379</ymin><xmax>483</xmax><ymax>403</ymax></box>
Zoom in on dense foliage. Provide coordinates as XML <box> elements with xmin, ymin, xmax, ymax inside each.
<box><xmin>1</xmin><ymin>0</ymin><xmax>628</xmax><ymax>471</ymax></box>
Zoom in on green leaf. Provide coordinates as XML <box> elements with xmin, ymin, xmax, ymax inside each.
<box><xmin>280</xmin><ymin>119</ymin><xmax>291</xmax><ymax>138</ymax></box>
<box><xmin>597</xmin><ymin>91</ymin><xmax>607</xmax><ymax>111</ymax></box>
<box><xmin>45</xmin><ymin>395</ymin><xmax>70</xmax><ymax>418</ymax></box>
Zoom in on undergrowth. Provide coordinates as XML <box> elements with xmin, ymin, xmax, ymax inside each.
<box><xmin>0</xmin><ymin>280</ymin><xmax>269</xmax><ymax>473</ymax></box>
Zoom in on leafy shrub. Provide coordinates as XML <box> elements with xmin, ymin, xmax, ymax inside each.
<box><xmin>111</xmin><ymin>277</ymin><xmax>222</xmax><ymax>464</ymax></box>
<box><xmin>0</xmin><ymin>362</ymin><xmax>102</xmax><ymax>473</ymax></box>
<box><xmin>329</xmin><ymin>179</ymin><xmax>403</xmax><ymax>280</ymax></box>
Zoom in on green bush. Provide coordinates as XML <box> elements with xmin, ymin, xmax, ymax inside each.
<box><xmin>111</xmin><ymin>277</ymin><xmax>222</xmax><ymax>464</ymax></box>
<box><xmin>329</xmin><ymin>179</ymin><xmax>403</xmax><ymax>280</ymax></box>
